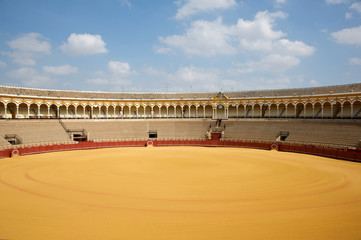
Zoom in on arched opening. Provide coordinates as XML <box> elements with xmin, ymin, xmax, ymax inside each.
<box><xmin>18</xmin><ymin>103</ymin><xmax>28</xmax><ymax>118</ymax></box>
<box><xmin>100</xmin><ymin>106</ymin><xmax>107</xmax><ymax>118</ymax></box>
<box><xmin>245</xmin><ymin>104</ymin><xmax>252</xmax><ymax>118</ymax></box>
<box><xmin>216</xmin><ymin>104</ymin><xmax>226</xmax><ymax>119</ymax></box>
<box><xmin>261</xmin><ymin>104</ymin><xmax>268</xmax><ymax>118</ymax></box>
<box><xmin>323</xmin><ymin>102</ymin><xmax>332</xmax><ymax>118</ymax></box>
<box><xmin>29</xmin><ymin>103</ymin><xmax>39</xmax><ymax>118</ymax></box>
<box><xmin>122</xmin><ymin>106</ymin><xmax>129</xmax><ymax>118</ymax></box>
<box><xmin>268</xmin><ymin>104</ymin><xmax>277</xmax><ymax>118</ymax></box>
<box><xmin>7</xmin><ymin>103</ymin><xmax>17</xmax><ymax>119</ymax></box>
<box><xmin>183</xmin><ymin>105</ymin><xmax>189</xmax><ymax>118</ymax></box>
<box><xmin>138</xmin><ymin>106</ymin><xmax>144</xmax><ymax>118</ymax></box>
<box><xmin>304</xmin><ymin>103</ymin><xmax>313</xmax><ymax>118</ymax></box>
<box><xmin>295</xmin><ymin>103</ymin><xmax>304</xmax><ymax>118</ymax></box>
<box><xmin>40</xmin><ymin>104</ymin><xmax>48</xmax><ymax>118</ymax></box>
<box><xmin>85</xmin><ymin>105</ymin><xmax>92</xmax><ymax>119</ymax></box>
<box><xmin>175</xmin><ymin>105</ymin><xmax>182</xmax><ymax>118</ymax></box>
<box><xmin>114</xmin><ymin>106</ymin><xmax>122</xmax><ymax>118</ymax></box>
<box><xmin>168</xmin><ymin>105</ymin><xmax>175</xmax><ymax>118</ymax></box>
<box><xmin>68</xmin><ymin>105</ymin><xmax>76</xmax><ymax>118</ymax></box>
<box><xmin>353</xmin><ymin>101</ymin><xmax>361</xmax><ymax>118</ymax></box>
<box><xmin>144</xmin><ymin>106</ymin><xmax>151</xmax><ymax>118</ymax></box>
<box><xmin>204</xmin><ymin>105</ymin><xmax>213</xmax><ymax>118</ymax></box>
<box><xmin>313</xmin><ymin>102</ymin><xmax>322</xmax><ymax>118</ymax></box>
<box><xmin>286</xmin><ymin>103</ymin><xmax>295</xmax><ymax>118</ymax></box>
<box><xmin>253</xmin><ymin>104</ymin><xmax>261</xmax><ymax>118</ymax></box>
<box><xmin>50</xmin><ymin>104</ymin><xmax>58</xmax><ymax>118</ymax></box>
<box><xmin>0</xmin><ymin>102</ymin><xmax>5</xmax><ymax>118</ymax></box>
<box><xmin>342</xmin><ymin>101</ymin><xmax>352</xmax><ymax>118</ymax></box>
<box><xmin>228</xmin><ymin>104</ymin><xmax>237</xmax><ymax>118</ymax></box>
<box><xmin>277</xmin><ymin>103</ymin><xmax>286</xmax><ymax>118</ymax></box>
<box><xmin>76</xmin><ymin>105</ymin><xmax>84</xmax><ymax>118</ymax></box>
<box><xmin>160</xmin><ymin>106</ymin><xmax>167</xmax><ymax>118</ymax></box>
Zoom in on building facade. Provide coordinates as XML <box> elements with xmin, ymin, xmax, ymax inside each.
<box><xmin>1</xmin><ymin>84</ymin><xmax>361</xmax><ymax>119</ymax></box>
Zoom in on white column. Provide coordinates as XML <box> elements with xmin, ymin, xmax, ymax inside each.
<box><xmin>188</xmin><ymin>106</ymin><xmax>191</xmax><ymax>118</ymax></box>
<box><xmin>321</xmin><ymin>105</ymin><xmax>324</xmax><ymax>118</ymax></box>
<box><xmin>351</xmin><ymin>103</ymin><xmax>354</xmax><ymax>118</ymax></box>
<box><xmin>252</xmin><ymin>106</ymin><xmax>254</xmax><ymax>118</ymax></box>
<box><xmin>27</xmin><ymin>105</ymin><xmax>30</xmax><ymax>118</ymax></box>
<box><xmin>203</xmin><ymin>107</ymin><xmax>205</xmax><ymax>118</ymax></box>
<box><xmin>236</xmin><ymin>105</ymin><xmax>239</xmax><ymax>118</ymax></box>
<box><xmin>16</xmin><ymin>105</ymin><xmax>19</xmax><ymax>119</ymax></box>
<box><xmin>48</xmin><ymin>106</ymin><xmax>50</xmax><ymax>118</ymax></box>
<box><xmin>37</xmin><ymin>105</ymin><xmax>40</xmax><ymax>118</ymax></box>
<box><xmin>196</xmin><ymin>106</ymin><xmax>198</xmax><ymax>118</ymax></box>
<box><xmin>312</xmin><ymin>105</ymin><xmax>315</xmax><ymax>118</ymax></box>
<box><xmin>65</xmin><ymin>106</ymin><xmax>68</xmax><ymax>118</ymax></box>
<box><xmin>83</xmin><ymin>107</ymin><xmax>86</xmax><ymax>118</ymax></box>
<box><xmin>166</xmin><ymin>107</ymin><xmax>169</xmax><ymax>118</ymax></box>
<box><xmin>144</xmin><ymin>107</ymin><xmax>146</xmax><ymax>119</ymax></box>
<box><xmin>268</xmin><ymin>105</ymin><xmax>271</xmax><ymax>118</ymax></box>
<box><xmin>174</xmin><ymin>106</ymin><xmax>177</xmax><ymax>118</ymax></box>
<box><xmin>285</xmin><ymin>106</ymin><xmax>288</xmax><ymax>118</ymax></box>
<box><xmin>136</xmin><ymin>107</ymin><xmax>139</xmax><ymax>118</ymax></box>
<box><xmin>225</xmin><ymin>107</ymin><xmax>229</xmax><ymax>119</ymax></box>
<box><xmin>276</xmin><ymin>105</ymin><xmax>279</xmax><ymax>118</ymax></box>
<box><xmin>331</xmin><ymin>104</ymin><xmax>333</xmax><ymax>118</ymax></box>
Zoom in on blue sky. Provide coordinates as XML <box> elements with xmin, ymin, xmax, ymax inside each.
<box><xmin>0</xmin><ymin>0</ymin><xmax>360</xmax><ymax>92</ymax></box>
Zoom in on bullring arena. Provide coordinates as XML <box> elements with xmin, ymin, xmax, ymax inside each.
<box><xmin>1</xmin><ymin>83</ymin><xmax>361</xmax><ymax>239</ymax></box>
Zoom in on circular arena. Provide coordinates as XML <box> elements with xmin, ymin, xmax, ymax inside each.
<box><xmin>1</xmin><ymin>84</ymin><xmax>361</xmax><ymax>239</ymax></box>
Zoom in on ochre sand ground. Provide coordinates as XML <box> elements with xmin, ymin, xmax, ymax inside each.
<box><xmin>1</xmin><ymin>147</ymin><xmax>361</xmax><ymax>239</ymax></box>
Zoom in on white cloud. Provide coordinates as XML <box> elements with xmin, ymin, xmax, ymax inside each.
<box><xmin>108</xmin><ymin>61</ymin><xmax>132</xmax><ymax>76</ymax></box>
<box><xmin>86</xmin><ymin>61</ymin><xmax>133</xmax><ymax>88</ymax></box>
<box><xmin>4</xmin><ymin>33</ymin><xmax>51</xmax><ymax>66</ymax></box>
<box><xmin>119</xmin><ymin>0</ymin><xmax>131</xmax><ymax>8</ymax></box>
<box><xmin>175</xmin><ymin>0</ymin><xmax>237</xmax><ymax>20</ymax></box>
<box><xmin>158</xmin><ymin>10</ymin><xmax>313</xmax><ymax>73</ymax></box>
<box><xmin>160</xmin><ymin>11</ymin><xmax>296</xmax><ymax>57</ymax></box>
<box><xmin>350</xmin><ymin>2</ymin><xmax>361</xmax><ymax>13</ymax></box>
<box><xmin>0</xmin><ymin>61</ymin><xmax>7</xmax><ymax>68</ymax></box>
<box><xmin>43</xmin><ymin>64</ymin><xmax>78</xmax><ymax>75</ymax></box>
<box><xmin>349</xmin><ymin>57</ymin><xmax>361</xmax><ymax>65</ymax></box>
<box><xmin>274</xmin><ymin>0</ymin><xmax>286</xmax><ymax>8</ymax></box>
<box><xmin>331</xmin><ymin>25</ymin><xmax>361</xmax><ymax>45</ymax></box>
<box><xmin>237</xmin><ymin>54</ymin><xmax>300</xmax><ymax>73</ymax></box>
<box><xmin>159</xmin><ymin>17</ymin><xmax>236</xmax><ymax>56</ymax></box>
<box><xmin>7</xmin><ymin>67</ymin><xmax>55</xmax><ymax>88</ymax></box>
<box><xmin>310</xmin><ymin>80</ymin><xmax>319</xmax><ymax>86</ymax></box>
<box><xmin>325</xmin><ymin>0</ymin><xmax>349</xmax><ymax>4</ymax></box>
<box><xmin>345</xmin><ymin>12</ymin><xmax>353</xmax><ymax>19</ymax></box>
<box><xmin>274</xmin><ymin>39</ymin><xmax>315</xmax><ymax>56</ymax></box>
<box><xmin>60</xmin><ymin>33</ymin><xmax>108</xmax><ymax>56</ymax></box>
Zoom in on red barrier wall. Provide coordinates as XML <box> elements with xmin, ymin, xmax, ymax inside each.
<box><xmin>0</xmin><ymin>140</ymin><xmax>360</xmax><ymax>163</ymax></box>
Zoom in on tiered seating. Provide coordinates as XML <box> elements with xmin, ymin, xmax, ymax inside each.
<box><xmin>223</xmin><ymin>119</ymin><xmax>361</xmax><ymax>147</ymax></box>
<box><xmin>63</xmin><ymin>119</ymin><xmax>148</xmax><ymax>141</ymax></box>
<box><xmin>63</xmin><ymin>119</ymin><xmax>210</xmax><ymax>141</ymax></box>
<box><xmin>0</xmin><ymin>120</ymin><xmax>71</xmax><ymax>146</ymax></box>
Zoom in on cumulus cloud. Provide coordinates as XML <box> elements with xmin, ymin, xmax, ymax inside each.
<box><xmin>236</xmin><ymin>54</ymin><xmax>300</xmax><ymax>73</ymax></box>
<box><xmin>345</xmin><ymin>12</ymin><xmax>353</xmax><ymax>19</ymax></box>
<box><xmin>350</xmin><ymin>2</ymin><xmax>361</xmax><ymax>13</ymax></box>
<box><xmin>331</xmin><ymin>25</ymin><xmax>361</xmax><ymax>45</ymax></box>
<box><xmin>4</xmin><ymin>33</ymin><xmax>51</xmax><ymax>66</ymax></box>
<box><xmin>86</xmin><ymin>61</ymin><xmax>134</xmax><ymax>87</ymax></box>
<box><xmin>60</xmin><ymin>33</ymin><xmax>108</xmax><ymax>56</ymax></box>
<box><xmin>349</xmin><ymin>57</ymin><xmax>361</xmax><ymax>65</ymax></box>
<box><xmin>43</xmin><ymin>64</ymin><xmax>78</xmax><ymax>75</ymax></box>
<box><xmin>325</xmin><ymin>0</ymin><xmax>349</xmax><ymax>4</ymax></box>
<box><xmin>108</xmin><ymin>61</ymin><xmax>132</xmax><ymax>76</ymax></box>
<box><xmin>274</xmin><ymin>0</ymin><xmax>286</xmax><ymax>7</ymax></box>
<box><xmin>159</xmin><ymin>17</ymin><xmax>236</xmax><ymax>56</ymax></box>
<box><xmin>7</xmin><ymin>67</ymin><xmax>55</xmax><ymax>88</ymax></box>
<box><xmin>175</xmin><ymin>0</ymin><xmax>237</xmax><ymax>20</ymax></box>
<box><xmin>158</xmin><ymin>10</ymin><xmax>314</xmax><ymax>72</ymax></box>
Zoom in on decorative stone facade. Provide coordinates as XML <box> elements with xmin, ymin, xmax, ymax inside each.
<box><xmin>0</xmin><ymin>84</ymin><xmax>360</xmax><ymax>119</ymax></box>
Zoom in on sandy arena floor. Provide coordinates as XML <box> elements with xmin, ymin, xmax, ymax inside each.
<box><xmin>1</xmin><ymin>146</ymin><xmax>361</xmax><ymax>239</ymax></box>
